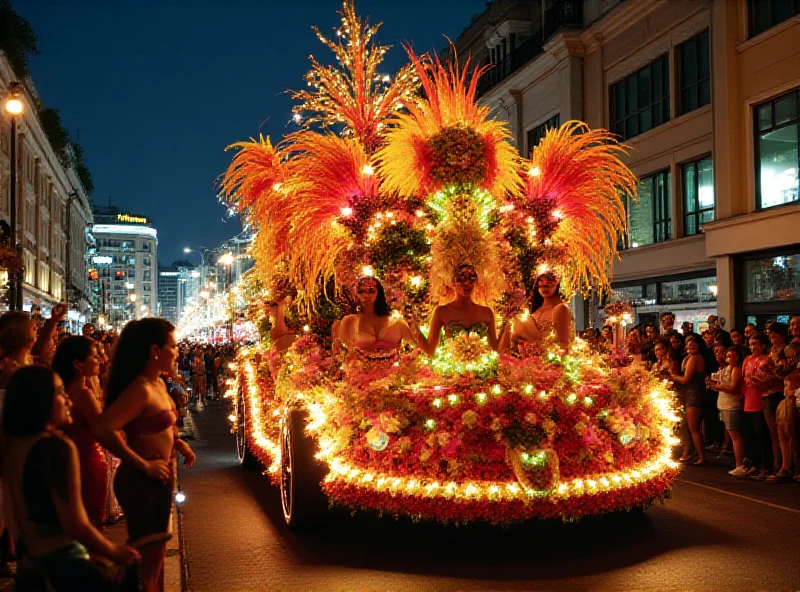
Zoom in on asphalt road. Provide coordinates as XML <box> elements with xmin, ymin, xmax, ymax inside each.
<box><xmin>178</xmin><ymin>403</ymin><xmax>800</xmax><ymax>592</ymax></box>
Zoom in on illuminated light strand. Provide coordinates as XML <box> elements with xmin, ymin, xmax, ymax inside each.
<box><xmin>237</xmin><ymin>343</ymin><xmax>681</xmax><ymax>511</ymax></box>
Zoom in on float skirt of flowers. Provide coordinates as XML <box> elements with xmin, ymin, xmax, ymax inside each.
<box><xmin>230</xmin><ymin>338</ymin><xmax>681</xmax><ymax>524</ymax></box>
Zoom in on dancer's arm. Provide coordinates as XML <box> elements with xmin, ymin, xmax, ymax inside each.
<box><xmin>412</xmin><ymin>307</ymin><xmax>444</xmax><ymax>357</ymax></box>
<box><xmin>553</xmin><ymin>303</ymin><xmax>572</xmax><ymax>348</ymax></box>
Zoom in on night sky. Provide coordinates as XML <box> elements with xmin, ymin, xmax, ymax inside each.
<box><xmin>14</xmin><ymin>0</ymin><xmax>487</xmax><ymax>266</ymax></box>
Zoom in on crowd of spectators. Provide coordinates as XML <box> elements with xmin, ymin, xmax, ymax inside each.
<box><xmin>0</xmin><ymin>308</ymin><xmax>205</xmax><ymax>591</ymax></box>
<box><xmin>587</xmin><ymin>312</ymin><xmax>800</xmax><ymax>484</ymax></box>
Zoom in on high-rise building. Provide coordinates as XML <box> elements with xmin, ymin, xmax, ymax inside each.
<box><xmin>158</xmin><ymin>260</ymin><xmax>200</xmax><ymax>325</ymax></box>
<box><xmin>455</xmin><ymin>0</ymin><xmax>800</xmax><ymax>330</ymax></box>
<box><xmin>91</xmin><ymin>205</ymin><xmax>157</xmax><ymax>328</ymax></box>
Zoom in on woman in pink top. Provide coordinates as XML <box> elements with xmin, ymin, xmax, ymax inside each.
<box><xmin>741</xmin><ymin>333</ymin><xmax>774</xmax><ymax>478</ymax></box>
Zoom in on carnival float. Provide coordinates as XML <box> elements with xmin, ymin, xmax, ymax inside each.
<box><xmin>219</xmin><ymin>1</ymin><xmax>680</xmax><ymax>528</ymax></box>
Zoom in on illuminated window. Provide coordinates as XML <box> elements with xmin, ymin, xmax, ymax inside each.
<box><xmin>755</xmin><ymin>88</ymin><xmax>799</xmax><ymax>209</ymax></box>
<box><xmin>682</xmin><ymin>157</ymin><xmax>714</xmax><ymax>235</ymax></box>
<box><xmin>625</xmin><ymin>170</ymin><xmax>671</xmax><ymax>248</ymax></box>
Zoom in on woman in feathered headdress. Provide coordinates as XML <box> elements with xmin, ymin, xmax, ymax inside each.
<box><xmin>413</xmin><ymin>264</ymin><xmax>505</xmax><ymax>357</ymax></box>
<box><xmin>501</xmin><ymin>271</ymin><xmax>571</xmax><ymax>354</ymax></box>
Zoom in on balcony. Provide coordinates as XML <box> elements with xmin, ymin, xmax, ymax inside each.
<box><xmin>477</xmin><ymin>0</ymin><xmax>583</xmax><ymax>98</ymax></box>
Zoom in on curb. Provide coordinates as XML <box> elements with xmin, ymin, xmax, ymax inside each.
<box><xmin>165</xmin><ymin>506</ymin><xmax>182</xmax><ymax>592</ymax></box>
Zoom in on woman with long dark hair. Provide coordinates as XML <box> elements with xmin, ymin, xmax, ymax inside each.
<box><xmin>414</xmin><ymin>264</ymin><xmax>504</xmax><ymax>357</ymax></box>
<box><xmin>2</xmin><ymin>366</ymin><xmax>139</xmax><ymax>590</ymax></box>
<box><xmin>338</xmin><ymin>276</ymin><xmax>417</xmax><ymax>353</ymax></box>
<box><xmin>93</xmin><ymin>318</ymin><xmax>195</xmax><ymax>592</ymax></box>
<box><xmin>52</xmin><ymin>336</ymin><xmax>108</xmax><ymax>527</ymax></box>
<box><xmin>670</xmin><ymin>334</ymin><xmax>708</xmax><ymax>465</ymax></box>
<box><xmin>504</xmin><ymin>271</ymin><xmax>571</xmax><ymax>351</ymax></box>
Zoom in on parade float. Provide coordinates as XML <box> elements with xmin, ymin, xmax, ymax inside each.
<box><xmin>220</xmin><ymin>1</ymin><xmax>680</xmax><ymax>528</ymax></box>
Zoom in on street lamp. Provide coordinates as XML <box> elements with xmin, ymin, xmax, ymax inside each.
<box><xmin>4</xmin><ymin>82</ymin><xmax>24</xmax><ymax>311</ymax></box>
<box><xmin>219</xmin><ymin>252</ymin><xmax>236</xmax><ymax>342</ymax></box>
<box><xmin>184</xmin><ymin>246</ymin><xmax>208</xmax><ymax>287</ymax></box>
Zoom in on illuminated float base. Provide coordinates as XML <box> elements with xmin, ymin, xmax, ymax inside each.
<box><xmin>228</xmin><ymin>342</ymin><xmax>680</xmax><ymax>525</ymax></box>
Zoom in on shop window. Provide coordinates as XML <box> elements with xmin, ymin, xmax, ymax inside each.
<box><xmin>626</xmin><ymin>170</ymin><xmax>671</xmax><ymax>248</ymax></box>
<box><xmin>526</xmin><ymin>114</ymin><xmax>560</xmax><ymax>156</ymax></box>
<box><xmin>744</xmin><ymin>254</ymin><xmax>800</xmax><ymax>302</ymax></box>
<box><xmin>682</xmin><ymin>157</ymin><xmax>714</xmax><ymax>235</ymax></box>
<box><xmin>755</xmin><ymin>89</ymin><xmax>799</xmax><ymax>209</ymax></box>
<box><xmin>610</xmin><ymin>55</ymin><xmax>669</xmax><ymax>140</ymax></box>
<box><xmin>661</xmin><ymin>276</ymin><xmax>717</xmax><ymax>305</ymax></box>
<box><xmin>748</xmin><ymin>0</ymin><xmax>800</xmax><ymax>38</ymax></box>
<box><xmin>678</xmin><ymin>30</ymin><xmax>710</xmax><ymax>115</ymax></box>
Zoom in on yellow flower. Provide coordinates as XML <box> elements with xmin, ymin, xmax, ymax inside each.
<box><xmin>461</xmin><ymin>410</ymin><xmax>478</xmax><ymax>428</ymax></box>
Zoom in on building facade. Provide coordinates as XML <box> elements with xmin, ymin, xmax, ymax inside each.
<box><xmin>158</xmin><ymin>261</ymin><xmax>200</xmax><ymax>325</ymax></box>
<box><xmin>91</xmin><ymin>205</ymin><xmax>158</xmax><ymax>328</ymax></box>
<box><xmin>1</xmin><ymin>53</ymin><xmax>94</xmax><ymax>323</ymax></box>
<box><xmin>456</xmin><ymin>0</ymin><xmax>800</xmax><ymax>331</ymax></box>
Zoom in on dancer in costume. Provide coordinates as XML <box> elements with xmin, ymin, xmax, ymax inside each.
<box><xmin>414</xmin><ymin>264</ymin><xmax>504</xmax><ymax>357</ymax></box>
<box><xmin>504</xmin><ymin>271</ymin><xmax>571</xmax><ymax>352</ymax></box>
<box><xmin>338</xmin><ymin>277</ymin><xmax>416</xmax><ymax>355</ymax></box>
<box><xmin>269</xmin><ymin>295</ymin><xmax>296</xmax><ymax>354</ymax></box>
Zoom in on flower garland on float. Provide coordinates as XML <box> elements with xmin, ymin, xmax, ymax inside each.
<box><xmin>220</xmin><ymin>0</ymin><xmax>680</xmax><ymax>524</ymax></box>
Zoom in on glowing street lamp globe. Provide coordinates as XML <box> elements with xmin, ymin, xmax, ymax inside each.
<box><xmin>4</xmin><ymin>97</ymin><xmax>23</xmax><ymax>116</ymax></box>
<box><xmin>219</xmin><ymin>253</ymin><xmax>235</xmax><ymax>266</ymax></box>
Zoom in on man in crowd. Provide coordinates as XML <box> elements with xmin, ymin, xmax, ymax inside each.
<box><xmin>660</xmin><ymin>311</ymin><xmax>675</xmax><ymax>335</ymax></box>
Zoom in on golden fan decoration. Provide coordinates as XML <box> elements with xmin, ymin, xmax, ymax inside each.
<box><xmin>291</xmin><ymin>0</ymin><xmax>420</xmax><ymax>154</ymax></box>
<box><xmin>376</xmin><ymin>48</ymin><xmax>521</xmax><ymax>198</ymax></box>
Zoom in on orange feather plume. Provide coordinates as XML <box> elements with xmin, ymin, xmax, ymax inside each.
<box><xmin>376</xmin><ymin>48</ymin><xmax>521</xmax><ymax>197</ymax></box>
<box><xmin>517</xmin><ymin>120</ymin><xmax>638</xmax><ymax>296</ymax></box>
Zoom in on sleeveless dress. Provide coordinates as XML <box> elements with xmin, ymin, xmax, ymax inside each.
<box><xmin>514</xmin><ymin>306</ymin><xmax>570</xmax><ymax>358</ymax></box>
<box><xmin>351</xmin><ymin>316</ymin><xmax>402</xmax><ymax>362</ymax></box>
<box><xmin>444</xmin><ymin>320</ymin><xmax>489</xmax><ymax>340</ymax></box>
<box><xmin>675</xmin><ymin>355</ymin><xmax>706</xmax><ymax>409</ymax></box>
<box><xmin>63</xmin><ymin>405</ymin><xmax>108</xmax><ymax>526</ymax></box>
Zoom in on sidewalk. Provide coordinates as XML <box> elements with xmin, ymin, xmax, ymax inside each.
<box><xmin>0</xmin><ymin>492</ymin><xmax>183</xmax><ymax>592</ymax></box>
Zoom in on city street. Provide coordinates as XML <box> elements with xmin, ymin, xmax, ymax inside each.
<box><xmin>179</xmin><ymin>404</ymin><xmax>800</xmax><ymax>591</ymax></box>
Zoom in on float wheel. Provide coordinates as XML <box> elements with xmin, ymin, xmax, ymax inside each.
<box><xmin>280</xmin><ymin>409</ymin><xmax>328</xmax><ymax>528</ymax></box>
<box><xmin>236</xmin><ymin>384</ymin><xmax>260</xmax><ymax>470</ymax></box>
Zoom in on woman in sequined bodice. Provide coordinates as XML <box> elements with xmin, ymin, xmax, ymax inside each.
<box><xmin>338</xmin><ymin>277</ymin><xmax>417</xmax><ymax>355</ymax></box>
<box><xmin>504</xmin><ymin>271</ymin><xmax>572</xmax><ymax>352</ymax></box>
<box><xmin>414</xmin><ymin>264</ymin><xmax>505</xmax><ymax>357</ymax></box>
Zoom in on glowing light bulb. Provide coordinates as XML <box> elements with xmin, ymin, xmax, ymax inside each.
<box><xmin>410</xmin><ymin>275</ymin><xmax>423</xmax><ymax>287</ymax></box>
<box><xmin>340</xmin><ymin>207</ymin><xmax>353</xmax><ymax>217</ymax></box>
<box><xmin>174</xmin><ymin>491</ymin><xmax>186</xmax><ymax>504</ymax></box>
<box><xmin>361</xmin><ymin>265</ymin><xmax>374</xmax><ymax>277</ymax></box>
<box><xmin>552</xmin><ymin>209</ymin><xmax>564</xmax><ymax>219</ymax></box>
<box><xmin>362</xmin><ymin>164</ymin><xmax>374</xmax><ymax>176</ymax></box>
<box><xmin>293</xmin><ymin>113</ymin><xmax>302</xmax><ymax>123</ymax></box>
<box><xmin>528</xmin><ymin>166</ymin><xmax>541</xmax><ymax>177</ymax></box>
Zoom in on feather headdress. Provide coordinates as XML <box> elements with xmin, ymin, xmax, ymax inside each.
<box><xmin>376</xmin><ymin>48</ymin><xmax>521</xmax><ymax>197</ymax></box>
<box><xmin>506</xmin><ymin>120</ymin><xmax>638</xmax><ymax>298</ymax></box>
